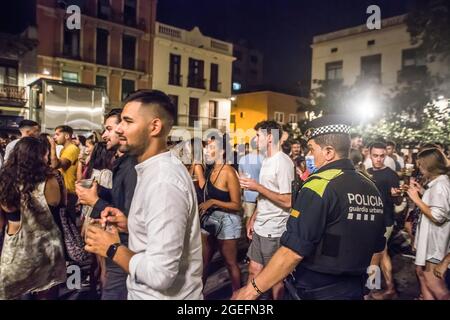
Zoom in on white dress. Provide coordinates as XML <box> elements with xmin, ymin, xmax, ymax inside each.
<box><xmin>414</xmin><ymin>175</ymin><xmax>450</xmax><ymax>267</ymax></box>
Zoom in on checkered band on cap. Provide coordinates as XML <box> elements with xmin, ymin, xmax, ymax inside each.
<box><xmin>309</xmin><ymin>124</ymin><xmax>351</xmax><ymax>139</ymax></box>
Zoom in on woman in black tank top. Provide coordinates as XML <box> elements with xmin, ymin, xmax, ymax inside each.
<box><xmin>199</xmin><ymin>134</ymin><xmax>242</xmax><ymax>292</ymax></box>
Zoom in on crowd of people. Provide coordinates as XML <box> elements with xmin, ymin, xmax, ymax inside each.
<box><xmin>0</xmin><ymin>89</ymin><xmax>449</xmax><ymax>300</ymax></box>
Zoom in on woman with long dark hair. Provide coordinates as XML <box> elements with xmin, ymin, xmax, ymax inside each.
<box><xmin>199</xmin><ymin>134</ymin><xmax>242</xmax><ymax>292</ymax></box>
<box><xmin>0</xmin><ymin>137</ymin><xmax>66</xmax><ymax>300</ymax></box>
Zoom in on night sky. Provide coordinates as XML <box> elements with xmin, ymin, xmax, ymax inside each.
<box><xmin>158</xmin><ymin>0</ymin><xmax>417</xmax><ymax>96</ymax></box>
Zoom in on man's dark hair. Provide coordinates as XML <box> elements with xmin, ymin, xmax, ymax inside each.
<box><xmin>55</xmin><ymin>125</ymin><xmax>74</xmax><ymax>137</ymax></box>
<box><xmin>386</xmin><ymin>140</ymin><xmax>396</xmax><ymax>148</ymax></box>
<box><xmin>369</xmin><ymin>142</ymin><xmax>387</xmax><ymax>152</ymax></box>
<box><xmin>105</xmin><ymin>108</ymin><xmax>122</xmax><ymax>124</ymax></box>
<box><xmin>281</xmin><ymin>141</ymin><xmax>291</xmax><ymax>155</ymax></box>
<box><xmin>123</xmin><ymin>90</ymin><xmax>176</xmax><ymax>129</ymax></box>
<box><xmin>291</xmin><ymin>140</ymin><xmax>300</xmax><ymax>145</ymax></box>
<box><xmin>254</xmin><ymin>120</ymin><xmax>282</xmax><ymax>144</ymax></box>
<box><xmin>350</xmin><ymin>133</ymin><xmax>362</xmax><ymax>140</ymax></box>
<box><xmin>19</xmin><ymin>120</ymin><xmax>39</xmax><ymax>130</ymax></box>
<box><xmin>313</xmin><ymin>133</ymin><xmax>351</xmax><ymax>158</ymax></box>
<box><xmin>0</xmin><ymin>131</ymin><xmax>9</xmax><ymax>140</ymax></box>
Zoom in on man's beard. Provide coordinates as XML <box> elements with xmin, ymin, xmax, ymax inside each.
<box><xmin>122</xmin><ymin>131</ymin><xmax>149</xmax><ymax>157</ymax></box>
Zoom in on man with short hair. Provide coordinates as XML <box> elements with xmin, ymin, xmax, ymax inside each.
<box><xmin>50</xmin><ymin>125</ymin><xmax>80</xmax><ymax>220</ymax></box>
<box><xmin>4</xmin><ymin>120</ymin><xmax>40</xmax><ymax>161</ymax></box>
<box><xmin>366</xmin><ymin>142</ymin><xmax>402</xmax><ymax>300</ymax></box>
<box><xmin>364</xmin><ymin>142</ymin><xmax>396</xmax><ymax>172</ymax></box>
<box><xmin>76</xmin><ymin>109</ymin><xmax>137</xmax><ymax>300</ymax></box>
<box><xmin>84</xmin><ymin>90</ymin><xmax>203</xmax><ymax>300</ymax></box>
<box><xmin>239</xmin><ymin>120</ymin><xmax>295</xmax><ymax>300</ymax></box>
<box><xmin>234</xmin><ymin>115</ymin><xmax>386</xmax><ymax>300</ymax></box>
<box><xmin>290</xmin><ymin>140</ymin><xmax>302</xmax><ymax>160</ymax></box>
<box><xmin>350</xmin><ymin>133</ymin><xmax>364</xmax><ymax>168</ymax></box>
<box><xmin>386</xmin><ymin>140</ymin><xmax>404</xmax><ymax>171</ymax></box>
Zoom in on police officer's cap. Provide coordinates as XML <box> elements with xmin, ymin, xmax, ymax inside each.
<box><xmin>303</xmin><ymin>115</ymin><xmax>352</xmax><ymax>141</ymax></box>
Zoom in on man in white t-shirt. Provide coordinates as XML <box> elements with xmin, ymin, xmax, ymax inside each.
<box><xmin>3</xmin><ymin>120</ymin><xmax>40</xmax><ymax>162</ymax></box>
<box><xmin>240</xmin><ymin>120</ymin><xmax>295</xmax><ymax>300</ymax></box>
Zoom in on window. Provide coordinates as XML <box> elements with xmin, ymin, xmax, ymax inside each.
<box><xmin>97</xmin><ymin>0</ymin><xmax>111</xmax><ymax>19</ymax></box>
<box><xmin>210</xmin><ymin>63</ymin><xmax>220</xmax><ymax>92</ymax></box>
<box><xmin>124</xmin><ymin>0</ymin><xmax>137</xmax><ymax>27</ymax></box>
<box><xmin>63</xmin><ymin>24</ymin><xmax>80</xmax><ymax>58</ymax></box>
<box><xmin>188</xmin><ymin>58</ymin><xmax>205</xmax><ymax>89</ymax></box>
<box><xmin>189</xmin><ymin>97</ymin><xmax>199</xmax><ymax>127</ymax></box>
<box><xmin>96</xmin><ymin>75</ymin><xmax>108</xmax><ymax>91</ymax></box>
<box><xmin>367</xmin><ymin>40</ymin><xmax>376</xmax><ymax>46</ymax></box>
<box><xmin>122</xmin><ymin>35</ymin><xmax>136</xmax><ymax>70</ymax></box>
<box><xmin>274</xmin><ymin>112</ymin><xmax>284</xmax><ymax>124</ymax></box>
<box><xmin>96</xmin><ymin>28</ymin><xmax>109</xmax><ymax>65</ymax></box>
<box><xmin>288</xmin><ymin>114</ymin><xmax>298</xmax><ymax>123</ymax></box>
<box><xmin>168</xmin><ymin>95</ymin><xmax>179</xmax><ymax>125</ymax></box>
<box><xmin>209</xmin><ymin>100</ymin><xmax>218</xmax><ymax>128</ymax></box>
<box><xmin>0</xmin><ymin>61</ymin><xmax>18</xmax><ymax>85</ymax></box>
<box><xmin>331</xmin><ymin>47</ymin><xmax>338</xmax><ymax>53</ymax></box>
<box><xmin>402</xmin><ymin>48</ymin><xmax>426</xmax><ymax>68</ymax></box>
<box><xmin>361</xmin><ymin>54</ymin><xmax>381</xmax><ymax>83</ymax></box>
<box><xmin>121</xmin><ymin>79</ymin><xmax>135</xmax><ymax>101</ymax></box>
<box><xmin>62</xmin><ymin>71</ymin><xmax>79</xmax><ymax>83</ymax></box>
<box><xmin>326</xmin><ymin>61</ymin><xmax>343</xmax><ymax>81</ymax></box>
<box><xmin>250</xmin><ymin>55</ymin><xmax>258</xmax><ymax>64</ymax></box>
<box><xmin>399</xmin><ymin>49</ymin><xmax>427</xmax><ymax>82</ymax></box>
<box><xmin>169</xmin><ymin>54</ymin><xmax>181</xmax><ymax>86</ymax></box>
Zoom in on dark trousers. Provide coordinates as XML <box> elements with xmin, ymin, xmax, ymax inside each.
<box><xmin>66</xmin><ymin>193</ymin><xmax>78</xmax><ymax>224</ymax></box>
<box><xmin>290</xmin><ymin>278</ymin><xmax>365</xmax><ymax>300</ymax></box>
<box><xmin>101</xmin><ymin>262</ymin><xmax>128</xmax><ymax>300</ymax></box>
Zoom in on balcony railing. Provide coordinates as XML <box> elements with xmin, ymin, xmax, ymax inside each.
<box><xmin>168</xmin><ymin>73</ymin><xmax>183</xmax><ymax>86</ymax></box>
<box><xmin>188</xmin><ymin>76</ymin><xmax>206</xmax><ymax>89</ymax></box>
<box><xmin>210</xmin><ymin>81</ymin><xmax>222</xmax><ymax>92</ymax></box>
<box><xmin>0</xmin><ymin>84</ymin><xmax>27</xmax><ymax>107</ymax></box>
<box><xmin>177</xmin><ymin>115</ymin><xmax>227</xmax><ymax>131</ymax></box>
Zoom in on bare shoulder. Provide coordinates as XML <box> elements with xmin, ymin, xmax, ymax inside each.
<box><xmin>224</xmin><ymin>165</ymin><xmax>239</xmax><ymax>177</ymax></box>
<box><xmin>45</xmin><ymin>175</ymin><xmax>60</xmax><ymax>192</ymax></box>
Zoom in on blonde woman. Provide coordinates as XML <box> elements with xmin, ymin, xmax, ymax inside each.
<box><xmin>406</xmin><ymin>148</ymin><xmax>450</xmax><ymax>300</ymax></box>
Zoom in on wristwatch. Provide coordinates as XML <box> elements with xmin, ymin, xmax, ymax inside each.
<box><xmin>106</xmin><ymin>243</ymin><xmax>122</xmax><ymax>260</ymax></box>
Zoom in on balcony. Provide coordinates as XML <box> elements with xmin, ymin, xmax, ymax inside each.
<box><xmin>397</xmin><ymin>66</ymin><xmax>428</xmax><ymax>83</ymax></box>
<box><xmin>210</xmin><ymin>81</ymin><xmax>222</xmax><ymax>93</ymax></box>
<box><xmin>177</xmin><ymin>115</ymin><xmax>228</xmax><ymax>131</ymax></box>
<box><xmin>168</xmin><ymin>73</ymin><xmax>183</xmax><ymax>86</ymax></box>
<box><xmin>188</xmin><ymin>76</ymin><xmax>206</xmax><ymax>90</ymax></box>
<box><xmin>0</xmin><ymin>84</ymin><xmax>27</xmax><ymax>107</ymax></box>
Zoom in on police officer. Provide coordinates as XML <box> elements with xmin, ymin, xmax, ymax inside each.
<box><xmin>233</xmin><ymin>115</ymin><xmax>386</xmax><ymax>300</ymax></box>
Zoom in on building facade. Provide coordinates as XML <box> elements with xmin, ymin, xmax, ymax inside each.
<box><xmin>231</xmin><ymin>90</ymin><xmax>305</xmax><ymax>141</ymax></box>
<box><xmin>0</xmin><ymin>1</ymin><xmax>38</xmax><ymax>128</ymax></box>
<box><xmin>232</xmin><ymin>41</ymin><xmax>264</xmax><ymax>93</ymax></box>
<box><xmin>152</xmin><ymin>22</ymin><xmax>235</xmax><ymax>136</ymax></box>
<box><xmin>36</xmin><ymin>0</ymin><xmax>157</xmax><ymax>110</ymax></box>
<box><xmin>311</xmin><ymin>14</ymin><xmax>450</xmax><ymax>92</ymax></box>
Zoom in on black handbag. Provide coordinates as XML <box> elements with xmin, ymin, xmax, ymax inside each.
<box><xmin>200</xmin><ymin>166</ymin><xmax>225</xmax><ymax>237</ymax></box>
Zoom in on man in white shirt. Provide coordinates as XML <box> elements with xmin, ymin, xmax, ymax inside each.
<box><xmin>240</xmin><ymin>120</ymin><xmax>295</xmax><ymax>300</ymax></box>
<box><xmin>4</xmin><ymin>120</ymin><xmax>40</xmax><ymax>162</ymax></box>
<box><xmin>364</xmin><ymin>142</ymin><xmax>397</xmax><ymax>172</ymax></box>
<box><xmin>84</xmin><ymin>90</ymin><xmax>203</xmax><ymax>300</ymax></box>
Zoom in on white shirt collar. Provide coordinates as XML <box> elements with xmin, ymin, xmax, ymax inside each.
<box><xmin>135</xmin><ymin>151</ymin><xmax>172</xmax><ymax>174</ymax></box>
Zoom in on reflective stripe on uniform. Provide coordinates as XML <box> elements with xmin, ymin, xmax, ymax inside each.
<box><xmin>302</xmin><ymin>169</ymin><xmax>343</xmax><ymax>198</ymax></box>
